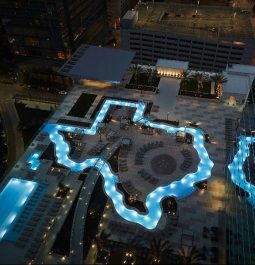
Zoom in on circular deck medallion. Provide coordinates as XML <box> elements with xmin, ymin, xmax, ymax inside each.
<box><xmin>151</xmin><ymin>154</ymin><xmax>177</xmax><ymax>175</ymax></box>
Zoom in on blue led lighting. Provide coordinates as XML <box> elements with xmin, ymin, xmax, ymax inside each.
<box><xmin>0</xmin><ymin>178</ymin><xmax>38</xmax><ymax>240</ymax></box>
<box><xmin>35</xmin><ymin>99</ymin><xmax>213</xmax><ymax>229</ymax></box>
<box><xmin>228</xmin><ymin>136</ymin><xmax>255</xmax><ymax>207</ymax></box>
<box><xmin>27</xmin><ymin>152</ymin><xmax>42</xmax><ymax>171</ymax></box>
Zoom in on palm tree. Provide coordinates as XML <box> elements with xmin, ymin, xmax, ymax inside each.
<box><xmin>149</xmin><ymin>238</ymin><xmax>173</xmax><ymax>264</ymax></box>
<box><xmin>182</xmin><ymin>70</ymin><xmax>190</xmax><ymax>79</ymax></box>
<box><xmin>189</xmin><ymin>72</ymin><xmax>208</xmax><ymax>92</ymax></box>
<box><xmin>211</xmin><ymin>73</ymin><xmax>227</xmax><ymax>98</ymax></box>
<box><xmin>121</xmin><ymin>238</ymin><xmax>139</xmax><ymax>265</ymax></box>
<box><xmin>122</xmin><ymin>251</ymin><xmax>136</xmax><ymax>265</ymax></box>
<box><xmin>131</xmin><ymin>64</ymin><xmax>143</xmax><ymax>86</ymax></box>
<box><xmin>147</xmin><ymin>67</ymin><xmax>158</xmax><ymax>86</ymax></box>
<box><xmin>178</xmin><ymin>246</ymin><xmax>203</xmax><ymax>265</ymax></box>
<box><xmin>180</xmin><ymin>70</ymin><xmax>190</xmax><ymax>91</ymax></box>
<box><xmin>94</xmin><ymin>229</ymin><xmax>111</xmax><ymax>251</ymax></box>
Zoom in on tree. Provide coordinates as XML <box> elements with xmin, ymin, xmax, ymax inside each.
<box><xmin>180</xmin><ymin>70</ymin><xmax>190</xmax><ymax>91</ymax></box>
<box><xmin>182</xmin><ymin>70</ymin><xmax>190</xmax><ymax>79</ymax></box>
<box><xmin>189</xmin><ymin>72</ymin><xmax>208</xmax><ymax>92</ymax></box>
<box><xmin>211</xmin><ymin>73</ymin><xmax>227</xmax><ymax>98</ymax></box>
<box><xmin>94</xmin><ymin>229</ymin><xmax>111</xmax><ymax>251</ymax></box>
<box><xmin>121</xmin><ymin>237</ymin><xmax>139</xmax><ymax>265</ymax></box>
<box><xmin>147</xmin><ymin>67</ymin><xmax>158</xmax><ymax>86</ymax></box>
<box><xmin>122</xmin><ymin>251</ymin><xmax>136</xmax><ymax>265</ymax></box>
<box><xmin>149</xmin><ymin>238</ymin><xmax>173</xmax><ymax>264</ymax></box>
<box><xmin>178</xmin><ymin>246</ymin><xmax>203</xmax><ymax>265</ymax></box>
<box><xmin>131</xmin><ymin>64</ymin><xmax>143</xmax><ymax>86</ymax></box>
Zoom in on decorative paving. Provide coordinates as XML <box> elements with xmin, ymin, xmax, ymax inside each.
<box><xmin>151</xmin><ymin>154</ymin><xmax>177</xmax><ymax>175</ymax></box>
<box><xmin>26</xmin><ymin>98</ymin><xmax>214</xmax><ymax>229</ymax></box>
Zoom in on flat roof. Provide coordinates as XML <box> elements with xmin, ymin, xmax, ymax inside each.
<box><xmin>228</xmin><ymin>64</ymin><xmax>255</xmax><ymax>75</ymax></box>
<box><xmin>0</xmin><ymin>178</ymin><xmax>38</xmax><ymax>240</ymax></box>
<box><xmin>223</xmin><ymin>72</ymin><xmax>250</xmax><ymax>95</ymax></box>
<box><xmin>123</xmin><ymin>10</ymin><xmax>136</xmax><ymax>20</ymax></box>
<box><xmin>156</xmin><ymin>59</ymin><xmax>189</xmax><ymax>70</ymax></box>
<box><xmin>59</xmin><ymin>45</ymin><xmax>135</xmax><ymax>83</ymax></box>
<box><xmin>162</xmin><ymin>0</ymin><xmax>230</xmax><ymax>6</ymax></box>
<box><xmin>133</xmin><ymin>3</ymin><xmax>254</xmax><ymax>40</ymax></box>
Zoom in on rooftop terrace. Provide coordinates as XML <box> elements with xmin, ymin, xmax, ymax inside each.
<box><xmin>134</xmin><ymin>3</ymin><xmax>254</xmax><ymax>40</ymax></box>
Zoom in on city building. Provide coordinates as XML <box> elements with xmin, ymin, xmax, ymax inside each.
<box><xmin>0</xmin><ymin>0</ymin><xmax>106</xmax><ymax>59</ymax></box>
<box><xmin>222</xmin><ymin>64</ymin><xmax>255</xmax><ymax>106</ymax></box>
<box><xmin>0</xmin><ymin>46</ymin><xmax>255</xmax><ymax>264</ymax></box>
<box><xmin>106</xmin><ymin>0</ymin><xmax>138</xmax><ymax>29</ymax></box>
<box><xmin>121</xmin><ymin>2</ymin><xmax>255</xmax><ymax>72</ymax></box>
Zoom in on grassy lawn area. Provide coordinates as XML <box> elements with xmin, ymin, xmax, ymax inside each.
<box><xmin>180</xmin><ymin>78</ymin><xmax>211</xmax><ymax>94</ymax></box>
<box><xmin>68</xmin><ymin>93</ymin><xmax>97</xmax><ymax>118</ymax></box>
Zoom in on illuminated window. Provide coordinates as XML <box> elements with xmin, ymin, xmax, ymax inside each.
<box><xmin>57</xmin><ymin>52</ymin><xmax>66</xmax><ymax>60</ymax></box>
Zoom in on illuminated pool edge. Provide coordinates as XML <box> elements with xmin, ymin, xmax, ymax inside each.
<box><xmin>0</xmin><ymin>178</ymin><xmax>38</xmax><ymax>240</ymax></box>
<box><xmin>228</xmin><ymin>136</ymin><xmax>255</xmax><ymax>207</ymax></box>
<box><xmin>27</xmin><ymin>152</ymin><xmax>42</xmax><ymax>171</ymax></box>
<box><xmin>37</xmin><ymin>99</ymin><xmax>213</xmax><ymax>229</ymax></box>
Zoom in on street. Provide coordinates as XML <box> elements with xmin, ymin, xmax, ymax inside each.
<box><xmin>0</xmin><ymin>81</ymin><xmax>64</xmax><ymax>171</ymax></box>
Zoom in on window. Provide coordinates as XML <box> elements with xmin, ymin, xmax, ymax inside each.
<box><xmin>219</xmin><ymin>45</ymin><xmax>229</xmax><ymax>49</ymax></box>
<box><xmin>155</xmin><ymin>40</ymin><xmax>164</xmax><ymax>44</ymax></box>
<box><xmin>130</xmin><ymin>37</ymin><xmax>140</xmax><ymax>41</ymax></box>
<box><xmin>142</xmin><ymin>33</ymin><xmax>152</xmax><ymax>37</ymax></box>
<box><xmin>167</xmin><ymin>37</ymin><xmax>178</xmax><ymax>41</ymax></box>
<box><xmin>179</xmin><ymin>44</ymin><xmax>190</xmax><ymax>48</ymax></box>
<box><xmin>205</xmin><ymin>43</ymin><xmax>217</xmax><ymax>47</ymax></box>
<box><xmin>193</xmin><ymin>41</ymin><xmax>203</xmax><ymax>45</ymax></box>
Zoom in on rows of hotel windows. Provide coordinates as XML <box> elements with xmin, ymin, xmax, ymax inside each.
<box><xmin>129</xmin><ymin>31</ymin><xmax>245</xmax><ymax>71</ymax></box>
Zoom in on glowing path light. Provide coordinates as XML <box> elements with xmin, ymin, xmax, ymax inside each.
<box><xmin>0</xmin><ymin>178</ymin><xmax>38</xmax><ymax>240</ymax></box>
<box><xmin>228</xmin><ymin>135</ymin><xmax>255</xmax><ymax>207</ymax></box>
<box><xmin>29</xmin><ymin>99</ymin><xmax>213</xmax><ymax>229</ymax></box>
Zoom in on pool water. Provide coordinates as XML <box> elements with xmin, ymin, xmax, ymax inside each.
<box><xmin>30</xmin><ymin>99</ymin><xmax>213</xmax><ymax>229</ymax></box>
<box><xmin>228</xmin><ymin>136</ymin><xmax>255</xmax><ymax>207</ymax></box>
<box><xmin>0</xmin><ymin>178</ymin><xmax>38</xmax><ymax>240</ymax></box>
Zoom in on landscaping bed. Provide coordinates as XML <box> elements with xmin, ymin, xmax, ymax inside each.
<box><xmin>68</xmin><ymin>93</ymin><xmax>97</xmax><ymax>118</ymax></box>
<box><xmin>126</xmin><ymin>73</ymin><xmax>160</xmax><ymax>92</ymax></box>
<box><xmin>90</xmin><ymin>96</ymin><xmax>138</xmax><ymax>120</ymax></box>
<box><xmin>179</xmin><ymin>90</ymin><xmax>217</xmax><ymax>99</ymax></box>
<box><xmin>130</xmin><ymin>73</ymin><xmax>160</xmax><ymax>87</ymax></box>
<box><xmin>179</xmin><ymin>78</ymin><xmax>217</xmax><ymax>99</ymax></box>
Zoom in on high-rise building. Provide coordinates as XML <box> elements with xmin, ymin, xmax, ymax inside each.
<box><xmin>106</xmin><ymin>0</ymin><xmax>138</xmax><ymax>29</ymax></box>
<box><xmin>0</xmin><ymin>0</ymin><xmax>106</xmax><ymax>59</ymax></box>
<box><xmin>121</xmin><ymin>2</ymin><xmax>255</xmax><ymax>72</ymax></box>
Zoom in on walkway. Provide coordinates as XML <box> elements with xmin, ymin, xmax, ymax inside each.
<box><xmin>152</xmin><ymin>77</ymin><xmax>180</xmax><ymax>120</ymax></box>
<box><xmin>70</xmin><ymin>140</ymin><xmax>121</xmax><ymax>264</ymax></box>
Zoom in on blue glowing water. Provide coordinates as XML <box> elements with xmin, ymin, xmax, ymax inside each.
<box><xmin>228</xmin><ymin>136</ymin><xmax>255</xmax><ymax>207</ymax></box>
<box><xmin>31</xmin><ymin>99</ymin><xmax>213</xmax><ymax>229</ymax></box>
<box><xmin>0</xmin><ymin>178</ymin><xmax>38</xmax><ymax>240</ymax></box>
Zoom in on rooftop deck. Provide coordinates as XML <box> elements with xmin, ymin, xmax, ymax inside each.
<box><xmin>134</xmin><ymin>3</ymin><xmax>254</xmax><ymax>40</ymax></box>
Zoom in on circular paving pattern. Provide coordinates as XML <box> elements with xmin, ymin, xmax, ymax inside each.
<box><xmin>151</xmin><ymin>154</ymin><xmax>177</xmax><ymax>175</ymax></box>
